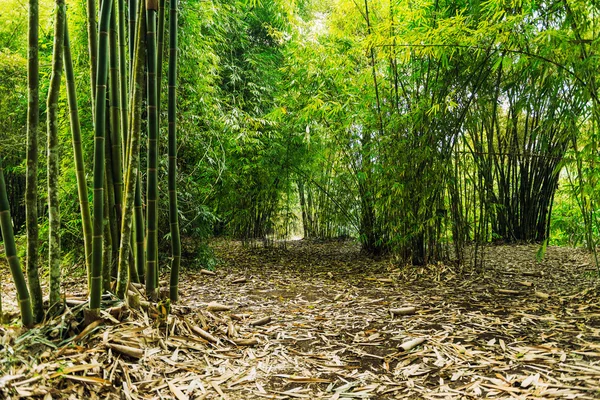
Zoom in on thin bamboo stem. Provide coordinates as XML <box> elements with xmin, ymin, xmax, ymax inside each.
<box><xmin>90</xmin><ymin>0</ymin><xmax>114</xmax><ymax>314</ymax></box>
<box><xmin>64</xmin><ymin>18</ymin><xmax>93</xmax><ymax>286</ymax></box>
<box><xmin>116</xmin><ymin>0</ymin><xmax>145</xmax><ymax>298</ymax></box>
<box><xmin>145</xmin><ymin>0</ymin><xmax>159</xmax><ymax>299</ymax></box>
<box><xmin>0</xmin><ymin>156</ymin><xmax>33</xmax><ymax>327</ymax></box>
<box><xmin>168</xmin><ymin>0</ymin><xmax>181</xmax><ymax>302</ymax></box>
<box><xmin>47</xmin><ymin>0</ymin><xmax>65</xmax><ymax>312</ymax></box>
<box><xmin>26</xmin><ymin>0</ymin><xmax>43</xmax><ymax>323</ymax></box>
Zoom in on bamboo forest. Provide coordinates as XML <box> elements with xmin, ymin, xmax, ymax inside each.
<box><xmin>2</xmin><ymin>0</ymin><xmax>600</xmax><ymax>398</ymax></box>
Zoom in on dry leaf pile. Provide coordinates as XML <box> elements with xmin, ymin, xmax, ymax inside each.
<box><xmin>1</xmin><ymin>240</ymin><xmax>600</xmax><ymax>399</ymax></box>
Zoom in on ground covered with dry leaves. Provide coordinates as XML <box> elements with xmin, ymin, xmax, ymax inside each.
<box><xmin>2</xmin><ymin>240</ymin><xmax>600</xmax><ymax>399</ymax></box>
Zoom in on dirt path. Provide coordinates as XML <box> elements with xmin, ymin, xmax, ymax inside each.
<box><xmin>1</xmin><ymin>240</ymin><xmax>600</xmax><ymax>399</ymax></box>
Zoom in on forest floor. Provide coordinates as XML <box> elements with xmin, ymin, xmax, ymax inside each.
<box><xmin>2</xmin><ymin>239</ymin><xmax>600</xmax><ymax>399</ymax></box>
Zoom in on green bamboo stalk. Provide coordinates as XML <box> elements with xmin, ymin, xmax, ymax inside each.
<box><xmin>86</xmin><ymin>0</ymin><xmax>98</xmax><ymax>114</ymax></box>
<box><xmin>47</xmin><ymin>0</ymin><xmax>65</xmax><ymax>312</ymax></box>
<box><xmin>128</xmin><ymin>0</ymin><xmax>137</xmax><ymax>77</ymax></box>
<box><xmin>145</xmin><ymin>0</ymin><xmax>159</xmax><ymax>299</ymax></box>
<box><xmin>157</xmin><ymin>0</ymin><xmax>166</xmax><ymax>113</ymax></box>
<box><xmin>26</xmin><ymin>0</ymin><xmax>44</xmax><ymax>323</ymax></box>
<box><xmin>134</xmin><ymin>8</ymin><xmax>146</xmax><ymax>284</ymax></box>
<box><xmin>64</xmin><ymin>19</ymin><xmax>93</xmax><ymax>286</ymax></box>
<box><xmin>154</xmin><ymin>2</ymin><xmax>165</xmax><ymax>291</ymax></box>
<box><xmin>104</xmin><ymin>122</ymin><xmax>118</xmax><ymax>282</ymax></box>
<box><xmin>116</xmin><ymin>2</ymin><xmax>145</xmax><ymax>297</ymax></box>
<box><xmin>118</xmin><ymin>0</ymin><xmax>129</xmax><ymax>166</ymax></box>
<box><xmin>103</xmin><ymin>169</ymin><xmax>113</xmax><ymax>292</ymax></box>
<box><xmin>135</xmin><ymin>174</ymin><xmax>145</xmax><ymax>282</ymax></box>
<box><xmin>168</xmin><ymin>0</ymin><xmax>180</xmax><ymax>302</ymax></box>
<box><xmin>0</xmin><ymin>156</ymin><xmax>33</xmax><ymax>327</ymax></box>
<box><xmin>109</xmin><ymin>2</ymin><xmax>123</xmax><ymax>250</ymax></box>
<box><xmin>90</xmin><ymin>0</ymin><xmax>113</xmax><ymax>314</ymax></box>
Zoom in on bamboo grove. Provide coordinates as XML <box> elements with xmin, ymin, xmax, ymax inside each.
<box><xmin>0</xmin><ymin>0</ymin><xmax>182</xmax><ymax>326</ymax></box>
<box><xmin>1</xmin><ymin>0</ymin><xmax>600</xmax><ymax>326</ymax></box>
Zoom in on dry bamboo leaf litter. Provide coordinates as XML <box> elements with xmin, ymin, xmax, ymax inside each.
<box><xmin>1</xmin><ymin>240</ymin><xmax>600</xmax><ymax>398</ymax></box>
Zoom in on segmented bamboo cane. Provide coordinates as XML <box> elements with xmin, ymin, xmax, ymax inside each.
<box><xmin>116</xmin><ymin>0</ymin><xmax>145</xmax><ymax>298</ymax></box>
<box><xmin>90</xmin><ymin>0</ymin><xmax>114</xmax><ymax>313</ymax></box>
<box><xmin>134</xmin><ymin>8</ymin><xmax>146</xmax><ymax>284</ymax></box>
<box><xmin>63</xmin><ymin>18</ymin><xmax>93</xmax><ymax>287</ymax></box>
<box><xmin>109</xmin><ymin>2</ymin><xmax>123</xmax><ymax>252</ymax></box>
<box><xmin>86</xmin><ymin>0</ymin><xmax>98</xmax><ymax>114</ymax></box>
<box><xmin>47</xmin><ymin>0</ymin><xmax>65</xmax><ymax>312</ymax></box>
<box><xmin>0</xmin><ymin>156</ymin><xmax>33</xmax><ymax>327</ymax></box>
<box><xmin>145</xmin><ymin>0</ymin><xmax>159</xmax><ymax>299</ymax></box>
<box><xmin>168</xmin><ymin>0</ymin><xmax>181</xmax><ymax>302</ymax></box>
<box><xmin>118</xmin><ymin>0</ymin><xmax>128</xmax><ymax>166</ymax></box>
<box><xmin>157</xmin><ymin>0</ymin><xmax>166</xmax><ymax>114</ymax></box>
<box><xmin>26</xmin><ymin>0</ymin><xmax>43</xmax><ymax>323</ymax></box>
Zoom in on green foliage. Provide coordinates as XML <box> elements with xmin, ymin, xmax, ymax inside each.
<box><xmin>2</xmin><ymin>0</ymin><xmax>600</xmax><ymax>291</ymax></box>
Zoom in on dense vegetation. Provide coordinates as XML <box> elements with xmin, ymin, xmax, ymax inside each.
<box><xmin>1</xmin><ymin>0</ymin><xmax>599</xmax><ymax>326</ymax></box>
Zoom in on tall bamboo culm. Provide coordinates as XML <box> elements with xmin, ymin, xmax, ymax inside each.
<box><xmin>64</xmin><ymin>18</ymin><xmax>93</xmax><ymax>286</ymax></box>
<box><xmin>157</xmin><ymin>0</ymin><xmax>166</xmax><ymax>114</ymax></box>
<box><xmin>128</xmin><ymin>0</ymin><xmax>137</xmax><ymax>76</ymax></box>
<box><xmin>168</xmin><ymin>0</ymin><xmax>181</xmax><ymax>302</ymax></box>
<box><xmin>0</xmin><ymin>156</ymin><xmax>33</xmax><ymax>327</ymax></box>
<box><xmin>86</xmin><ymin>0</ymin><xmax>98</xmax><ymax>114</ymax></box>
<box><xmin>154</xmin><ymin>0</ymin><xmax>166</xmax><ymax>291</ymax></box>
<box><xmin>90</xmin><ymin>0</ymin><xmax>114</xmax><ymax>313</ymax></box>
<box><xmin>109</xmin><ymin>2</ymin><xmax>123</xmax><ymax>252</ymax></box>
<box><xmin>145</xmin><ymin>0</ymin><xmax>159</xmax><ymax>299</ymax></box>
<box><xmin>117</xmin><ymin>0</ymin><xmax>128</xmax><ymax>166</ymax></box>
<box><xmin>26</xmin><ymin>0</ymin><xmax>44</xmax><ymax>323</ymax></box>
<box><xmin>116</xmin><ymin>0</ymin><xmax>145</xmax><ymax>298</ymax></box>
<box><xmin>47</xmin><ymin>0</ymin><xmax>66</xmax><ymax>312</ymax></box>
<box><xmin>131</xmin><ymin>5</ymin><xmax>146</xmax><ymax>284</ymax></box>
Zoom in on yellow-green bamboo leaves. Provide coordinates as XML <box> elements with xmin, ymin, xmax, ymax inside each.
<box><xmin>168</xmin><ymin>0</ymin><xmax>181</xmax><ymax>302</ymax></box>
<box><xmin>0</xmin><ymin>156</ymin><xmax>33</xmax><ymax>327</ymax></box>
<box><xmin>26</xmin><ymin>0</ymin><xmax>43</xmax><ymax>323</ymax></box>
<box><xmin>90</xmin><ymin>0</ymin><xmax>113</xmax><ymax>314</ymax></box>
<box><xmin>47</xmin><ymin>0</ymin><xmax>65</xmax><ymax>312</ymax></box>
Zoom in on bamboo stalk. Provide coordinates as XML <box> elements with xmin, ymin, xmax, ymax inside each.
<box><xmin>90</xmin><ymin>0</ymin><xmax>114</xmax><ymax>314</ymax></box>
<box><xmin>145</xmin><ymin>0</ymin><xmax>159</xmax><ymax>299</ymax></box>
<box><xmin>26</xmin><ymin>0</ymin><xmax>44</xmax><ymax>323</ymax></box>
<box><xmin>109</xmin><ymin>1</ymin><xmax>123</xmax><ymax>253</ymax></box>
<box><xmin>117</xmin><ymin>0</ymin><xmax>129</xmax><ymax>165</ymax></box>
<box><xmin>63</xmin><ymin>18</ymin><xmax>93</xmax><ymax>288</ymax></box>
<box><xmin>129</xmin><ymin>0</ymin><xmax>137</xmax><ymax>74</ymax></box>
<box><xmin>133</xmin><ymin>8</ymin><xmax>146</xmax><ymax>285</ymax></box>
<box><xmin>168</xmin><ymin>0</ymin><xmax>181</xmax><ymax>302</ymax></box>
<box><xmin>47</xmin><ymin>0</ymin><xmax>66</xmax><ymax>312</ymax></box>
<box><xmin>86</xmin><ymin>0</ymin><xmax>98</xmax><ymax>115</ymax></box>
<box><xmin>116</xmin><ymin>0</ymin><xmax>145</xmax><ymax>298</ymax></box>
<box><xmin>156</xmin><ymin>0</ymin><xmax>166</xmax><ymax>112</ymax></box>
<box><xmin>0</xmin><ymin>156</ymin><xmax>33</xmax><ymax>327</ymax></box>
